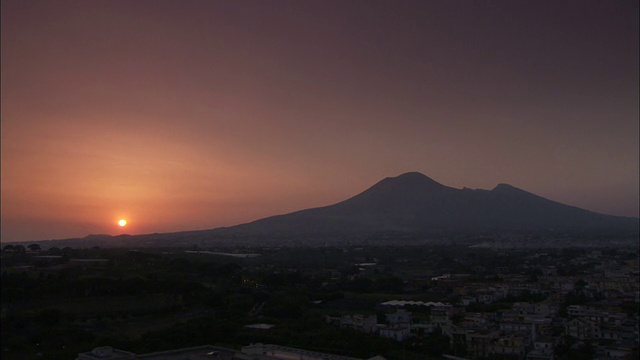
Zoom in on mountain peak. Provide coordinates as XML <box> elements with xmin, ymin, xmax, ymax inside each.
<box><xmin>383</xmin><ymin>172</ymin><xmax>442</xmax><ymax>187</ymax></box>
<box><xmin>493</xmin><ymin>183</ymin><xmax>518</xmax><ymax>191</ymax></box>
<box><xmin>491</xmin><ymin>183</ymin><xmax>540</xmax><ymax>198</ymax></box>
<box><xmin>215</xmin><ymin>172</ymin><xmax>639</xmax><ymax>239</ymax></box>
<box><xmin>336</xmin><ymin>171</ymin><xmax>449</xmax><ymax>209</ymax></box>
<box><xmin>395</xmin><ymin>171</ymin><xmax>432</xmax><ymax>179</ymax></box>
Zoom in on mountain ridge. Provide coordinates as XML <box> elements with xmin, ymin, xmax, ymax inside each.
<box><xmin>213</xmin><ymin>172</ymin><xmax>639</xmax><ymax>237</ymax></box>
<box><xmin>6</xmin><ymin>172</ymin><xmax>638</xmax><ymax>247</ymax></box>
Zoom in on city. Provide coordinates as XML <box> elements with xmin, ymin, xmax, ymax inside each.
<box><xmin>2</xmin><ymin>241</ymin><xmax>638</xmax><ymax>359</ymax></box>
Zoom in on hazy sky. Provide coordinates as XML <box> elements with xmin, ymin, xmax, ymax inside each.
<box><xmin>2</xmin><ymin>0</ymin><xmax>638</xmax><ymax>242</ymax></box>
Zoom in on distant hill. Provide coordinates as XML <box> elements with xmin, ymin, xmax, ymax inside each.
<box><xmin>8</xmin><ymin>172</ymin><xmax>638</xmax><ymax>248</ymax></box>
<box><xmin>212</xmin><ymin>172</ymin><xmax>639</xmax><ymax>237</ymax></box>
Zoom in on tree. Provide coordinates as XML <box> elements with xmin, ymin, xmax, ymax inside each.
<box><xmin>28</xmin><ymin>244</ymin><xmax>41</xmax><ymax>252</ymax></box>
<box><xmin>48</xmin><ymin>247</ymin><xmax>62</xmax><ymax>255</ymax></box>
<box><xmin>2</xmin><ymin>245</ymin><xmax>15</xmax><ymax>252</ymax></box>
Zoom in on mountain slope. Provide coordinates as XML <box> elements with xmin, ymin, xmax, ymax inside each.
<box><xmin>215</xmin><ymin>172</ymin><xmax>639</xmax><ymax>236</ymax></box>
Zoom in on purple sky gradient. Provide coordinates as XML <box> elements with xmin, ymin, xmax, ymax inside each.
<box><xmin>2</xmin><ymin>0</ymin><xmax>638</xmax><ymax>242</ymax></box>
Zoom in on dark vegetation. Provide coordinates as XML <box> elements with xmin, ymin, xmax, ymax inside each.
<box><xmin>1</xmin><ymin>243</ymin><xmax>638</xmax><ymax>360</ymax></box>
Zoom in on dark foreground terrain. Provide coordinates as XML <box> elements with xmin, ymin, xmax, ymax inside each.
<box><xmin>1</xmin><ymin>242</ymin><xmax>638</xmax><ymax>360</ymax></box>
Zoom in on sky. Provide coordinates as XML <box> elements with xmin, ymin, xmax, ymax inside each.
<box><xmin>2</xmin><ymin>0</ymin><xmax>638</xmax><ymax>242</ymax></box>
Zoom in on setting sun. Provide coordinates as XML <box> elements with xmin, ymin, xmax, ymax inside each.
<box><xmin>118</xmin><ymin>219</ymin><xmax>127</xmax><ymax>227</ymax></box>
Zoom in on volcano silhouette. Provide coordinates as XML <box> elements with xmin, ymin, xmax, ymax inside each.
<box><xmin>214</xmin><ymin>172</ymin><xmax>639</xmax><ymax>236</ymax></box>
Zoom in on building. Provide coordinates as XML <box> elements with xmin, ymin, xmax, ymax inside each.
<box><xmin>242</xmin><ymin>343</ymin><xmax>365</xmax><ymax>360</ymax></box>
<box><xmin>326</xmin><ymin>314</ymin><xmax>378</xmax><ymax>334</ymax></box>
<box><xmin>526</xmin><ymin>338</ymin><xmax>554</xmax><ymax>360</ymax></box>
<box><xmin>488</xmin><ymin>334</ymin><xmax>529</xmax><ymax>359</ymax></box>
<box><xmin>76</xmin><ymin>347</ymin><xmax>135</xmax><ymax>360</ymax></box>
<box><xmin>565</xmin><ymin>317</ymin><xmax>597</xmax><ymax>340</ymax></box>
<box><xmin>450</xmin><ymin>327</ymin><xmax>500</xmax><ymax>359</ymax></box>
<box><xmin>379</xmin><ymin>326</ymin><xmax>411</xmax><ymax>342</ymax></box>
<box><xmin>79</xmin><ymin>344</ymin><xmax>386</xmax><ymax>360</ymax></box>
<box><xmin>385</xmin><ymin>309</ymin><xmax>411</xmax><ymax>325</ymax></box>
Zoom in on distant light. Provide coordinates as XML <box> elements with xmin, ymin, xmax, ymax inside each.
<box><xmin>118</xmin><ymin>219</ymin><xmax>127</xmax><ymax>227</ymax></box>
